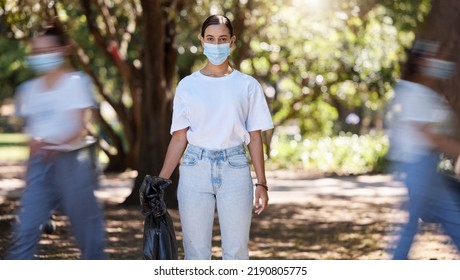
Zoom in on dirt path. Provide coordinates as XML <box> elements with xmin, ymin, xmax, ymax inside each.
<box><xmin>0</xmin><ymin>162</ymin><xmax>458</xmax><ymax>260</ymax></box>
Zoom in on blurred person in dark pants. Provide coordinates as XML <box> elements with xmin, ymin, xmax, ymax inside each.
<box><xmin>5</xmin><ymin>20</ymin><xmax>106</xmax><ymax>259</ymax></box>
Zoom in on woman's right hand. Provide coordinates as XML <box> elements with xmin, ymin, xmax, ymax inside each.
<box><xmin>254</xmin><ymin>184</ymin><xmax>269</xmax><ymax>215</ymax></box>
<box><xmin>29</xmin><ymin>138</ymin><xmax>44</xmax><ymax>155</ymax></box>
<box><xmin>159</xmin><ymin>128</ymin><xmax>188</xmax><ymax>179</ymax></box>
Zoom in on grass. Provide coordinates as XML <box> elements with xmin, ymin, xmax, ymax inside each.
<box><xmin>268</xmin><ymin>133</ymin><xmax>390</xmax><ymax>175</ymax></box>
<box><xmin>0</xmin><ymin>147</ymin><xmax>29</xmax><ymax>161</ymax></box>
<box><xmin>0</xmin><ymin>133</ymin><xmax>109</xmax><ymax>163</ymax></box>
<box><xmin>0</xmin><ymin>133</ymin><xmax>29</xmax><ymax>161</ymax></box>
<box><xmin>1</xmin><ymin>132</ymin><xmax>390</xmax><ymax>174</ymax></box>
<box><xmin>0</xmin><ymin>133</ymin><xmax>28</xmax><ymax>145</ymax></box>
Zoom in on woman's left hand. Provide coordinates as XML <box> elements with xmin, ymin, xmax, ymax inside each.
<box><xmin>254</xmin><ymin>186</ymin><xmax>269</xmax><ymax>215</ymax></box>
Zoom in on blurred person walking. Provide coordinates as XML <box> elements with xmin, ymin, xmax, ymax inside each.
<box><xmin>5</xmin><ymin>21</ymin><xmax>106</xmax><ymax>259</ymax></box>
<box><xmin>157</xmin><ymin>15</ymin><xmax>273</xmax><ymax>260</ymax></box>
<box><xmin>386</xmin><ymin>40</ymin><xmax>460</xmax><ymax>259</ymax></box>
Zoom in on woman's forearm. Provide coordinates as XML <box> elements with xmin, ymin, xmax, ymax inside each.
<box><xmin>248</xmin><ymin>130</ymin><xmax>269</xmax><ymax>214</ymax></box>
<box><xmin>248</xmin><ymin>130</ymin><xmax>267</xmax><ymax>184</ymax></box>
<box><xmin>159</xmin><ymin>128</ymin><xmax>188</xmax><ymax>179</ymax></box>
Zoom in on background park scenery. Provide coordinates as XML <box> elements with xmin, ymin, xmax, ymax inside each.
<box><xmin>1</xmin><ymin>0</ymin><xmax>460</xmax><ymax>259</ymax></box>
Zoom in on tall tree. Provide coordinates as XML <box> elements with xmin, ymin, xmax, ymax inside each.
<box><xmin>124</xmin><ymin>0</ymin><xmax>181</xmax><ymax>207</ymax></box>
<box><xmin>78</xmin><ymin>0</ymin><xmax>142</xmax><ymax>172</ymax></box>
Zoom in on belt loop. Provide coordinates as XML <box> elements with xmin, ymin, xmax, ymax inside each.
<box><xmin>223</xmin><ymin>148</ymin><xmax>227</xmax><ymax>161</ymax></box>
<box><xmin>199</xmin><ymin>147</ymin><xmax>203</xmax><ymax>160</ymax></box>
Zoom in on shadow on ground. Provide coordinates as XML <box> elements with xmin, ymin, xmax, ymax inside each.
<box><xmin>1</xmin><ymin>196</ymin><xmax>458</xmax><ymax>260</ymax></box>
<box><xmin>0</xmin><ymin>162</ymin><xmax>459</xmax><ymax>260</ymax></box>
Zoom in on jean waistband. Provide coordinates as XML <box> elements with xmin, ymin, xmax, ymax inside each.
<box><xmin>185</xmin><ymin>144</ymin><xmax>246</xmax><ymax>160</ymax></box>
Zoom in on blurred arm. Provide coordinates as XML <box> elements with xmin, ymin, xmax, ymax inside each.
<box><xmin>418</xmin><ymin>124</ymin><xmax>460</xmax><ymax>158</ymax></box>
<box><xmin>29</xmin><ymin>109</ymin><xmax>87</xmax><ymax>154</ymax></box>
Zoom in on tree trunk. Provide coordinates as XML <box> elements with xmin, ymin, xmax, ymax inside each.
<box><xmin>412</xmin><ymin>0</ymin><xmax>460</xmax><ymax>119</ymax></box>
<box><xmin>122</xmin><ymin>0</ymin><xmax>179</xmax><ymax>208</ymax></box>
<box><xmin>80</xmin><ymin>0</ymin><xmax>142</xmax><ymax>173</ymax></box>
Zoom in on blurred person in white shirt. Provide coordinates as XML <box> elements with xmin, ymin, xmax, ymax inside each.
<box><xmin>6</xmin><ymin>20</ymin><xmax>106</xmax><ymax>260</ymax></box>
<box><xmin>386</xmin><ymin>40</ymin><xmax>460</xmax><ymax>259</ymax></box>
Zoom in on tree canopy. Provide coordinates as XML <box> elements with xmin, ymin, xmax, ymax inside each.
<box><xmin>1</xmin><ymin>0</ymin><xmax>431</xmax><ymax>139</ymax></box>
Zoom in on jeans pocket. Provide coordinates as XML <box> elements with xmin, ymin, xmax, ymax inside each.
<box><xmin>181</xmin><ymin>153</ymin><xmax>198</xmax><ymax>166</ymax></box>
<box><xmin>227</xmin><ymin>153</ymin><xmax>249</xmax><ymax>168</ymax></box>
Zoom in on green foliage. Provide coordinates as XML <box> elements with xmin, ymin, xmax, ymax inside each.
<box><xmin>0</xmin><ymin>133</ymin><xmax>28</xmax><ymax>144</ymax></box>
<box><xmin>269</xmin><ymin>132</ymin><xmax>389</xmax><ymax>175</ymax></box>
<box><xmin>1</xmin><ymin>0</ymin><xmax>144</xmax><ymax>166</ymax></box>
<box><xmin>237</xmin><ymin>0</ymin><xmax>431</xmax><ymax>137</ymax></box>
<box><xmin>1</xmin><ymin>0</ymin><xmax>433</xmax><ymax>126</ymax></box>
<box><xmin>0</xmin><ymin>37</ymin><xmax>33</xmax><ymax>104</ymax></box>
<box><xmin>0</xmin><ymin>133</ymin><xmax>29</xmax><ymax>161</ymax></box>
<box><xmin>0</xmin><ymin>146</ymin><xmax>29</xmax><ymax>161</ymax></box>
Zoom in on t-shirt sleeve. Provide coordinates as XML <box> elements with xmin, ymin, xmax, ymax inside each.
<box><xmin>66</xmin><ymin>73</ymin><xmax>97</xmax><ymax>110</ymax></box>
<box><xmin>246</xmin><ymin>80</ymin><xmax>274</xmax><ymax>132</ymax></box>
<box><xmin>170</xmin><ymin>92</ymin><xmax>190</xmax><ymax>134</ymax></box>
<box><xmin>397</xmin><ymin>87</ymin><xmax>436</xmax><ymax>123</ymax></box>
<box><xmin>14</xmin><ymin>84</ymin><xmax>27</xmax><ymax>118</ymax></box>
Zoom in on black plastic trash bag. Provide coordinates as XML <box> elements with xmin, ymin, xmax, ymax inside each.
<box><xmin>139</xmin><ymin>174</ymin><xmax>178</xmax><ymax>260</ymax></box>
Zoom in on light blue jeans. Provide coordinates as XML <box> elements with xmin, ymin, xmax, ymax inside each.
<box><xmin>6</xmin><ymin>147</ymin><xmax>106</xmax><ymax>259</ymax></box>
<box><xmin>177</xmin><ymin>144</ymin><xmax>254</xmax><ymax>260</ymax></box>
<box><xmin>392</xmin><ymin>152</ymin><xmax>460</xmax><ymax>259</ymax></box>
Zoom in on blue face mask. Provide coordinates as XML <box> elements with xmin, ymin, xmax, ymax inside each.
<box><xmin>419</xmin><ymin>58</ymin><xmax>456</xmax><ymax>79</ymax></box>
<box><xmin>203</xmin><ymin>43</ymin><xmax>231</xmax><ymax>65</ymax></box>
<box><xmin>27</xmin><ymin>52</ymin><xmax>65</xmax><ymax>74</ymax></box>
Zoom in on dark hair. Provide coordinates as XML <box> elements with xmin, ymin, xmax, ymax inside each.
<box><xmin>403</xmin><ymin>49</ymin><xmax>424</xmax><ymax>77</ymax></box>
<box><xmin>38</xmin><ymin>18</ymin><xmax>69</xmax><ymax>46</ymax></box>
<box><xmin>403</xmin><ymin>39</ymin><xmax>439</xmax><ymax>77</ymax></box>
<box><xmin>200</xmin><ymin>15</ymin><xmax>234</xmax><ymax>37</ymax></box>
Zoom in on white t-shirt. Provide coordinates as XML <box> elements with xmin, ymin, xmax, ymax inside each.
<box><xmin>171</xmin><ymin>69</ymin><xmax>273</xmax><ymax>149</ymax></box>
<box><xmin>15</xmin><ymin>71</ymin><xmax>96</xmax><ymax>147</ymax></box>
<box><xmin>386</xmin><ymin>80</ymin><xmax>454</xmax><ymax>163</ymax></box>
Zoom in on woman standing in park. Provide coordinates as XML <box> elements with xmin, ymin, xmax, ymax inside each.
<box><xmin>158</xmin><ymin>15</ymin><xmax>273</xmax><ymax>260</ymax></box>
